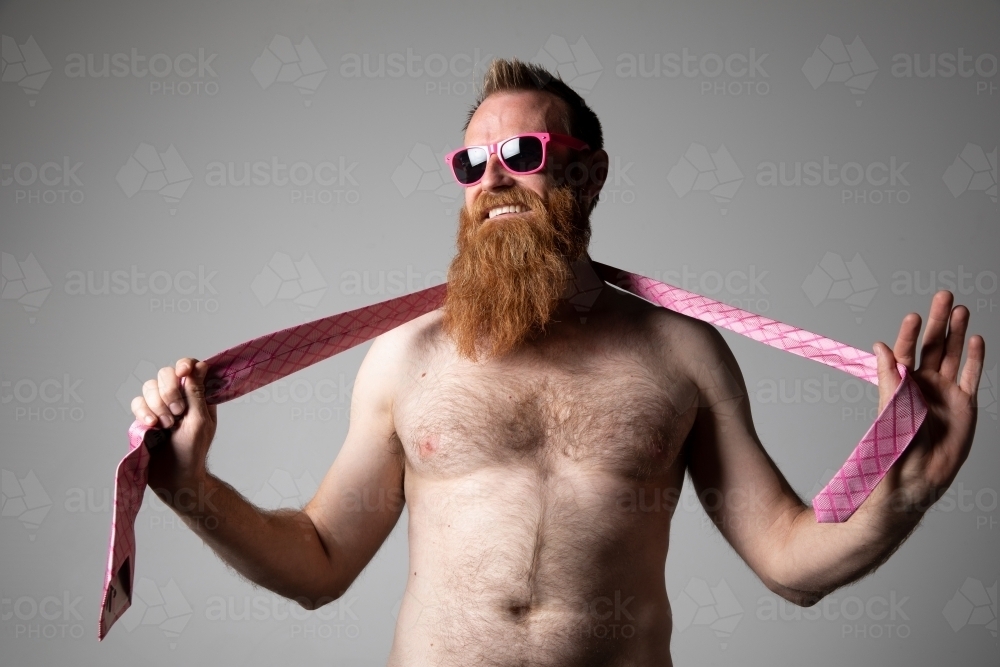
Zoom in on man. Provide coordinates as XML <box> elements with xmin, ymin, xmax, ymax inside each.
<box><xmin>131</xmin><ymin>59</ymin><xmax>985</xmax><ymax>665</ymax></box>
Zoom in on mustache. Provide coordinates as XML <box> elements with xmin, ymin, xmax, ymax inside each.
<box><xmin>468</xmin><ymin>186</ymin><xmax>545</xmax><ymax>222</ymax></box>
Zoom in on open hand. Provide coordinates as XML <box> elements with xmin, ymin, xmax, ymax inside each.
<box><xmin>873</xmin><ymin>290</ymin><xmax>986</xmax><ymax>513</ymax></box>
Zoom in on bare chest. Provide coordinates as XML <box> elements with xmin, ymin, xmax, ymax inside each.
<box><xmin>393</xmin><ymin>354</ymin><xmax>698</xmax><ymax>482</ymax></box>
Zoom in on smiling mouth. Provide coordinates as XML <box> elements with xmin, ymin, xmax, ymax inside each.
<box><xmin>486</xmin><ymin>204</ymin><xmax>530</xmax><ymax>220</ymax></box>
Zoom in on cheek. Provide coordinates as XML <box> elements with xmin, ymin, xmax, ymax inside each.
<box><xmin>464</xmin><ymin>188</ymin><xmax>479</xmax><ymax>209</ymax></box>
<box><xmin>520</xmin><ymin>176</ymin><xmax>550</xmax><ymax>201</ymax></box>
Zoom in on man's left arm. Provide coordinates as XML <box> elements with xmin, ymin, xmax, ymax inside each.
<box><xmin>682</xmin><ymin>290</ymin><xmax>985</xmax><ymax>605</ymax></box>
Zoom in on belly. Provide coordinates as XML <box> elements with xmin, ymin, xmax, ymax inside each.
<box><xmin>391</xmin><ymin>463</ymin><xmax>680</xmax><ymax>666</ymax></box>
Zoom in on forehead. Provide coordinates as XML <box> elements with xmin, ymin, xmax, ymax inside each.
<box><xmin>464</xmin><ymin>90</ymin><xmax>568</xmax><ymax>145</ymax></box>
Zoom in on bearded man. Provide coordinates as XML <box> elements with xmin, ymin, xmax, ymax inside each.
<box><xmin>131</xmin><ymin>58</ymin><xmax>985</xmax><ymax>666</ymax></box>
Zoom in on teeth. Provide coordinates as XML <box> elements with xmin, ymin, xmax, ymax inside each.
<box><xmin>487</xmin><ymin>205</ymin><xmax>527</xmax><ymax>219</ymax></box>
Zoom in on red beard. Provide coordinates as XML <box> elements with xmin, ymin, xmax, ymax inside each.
<box><xmin>442</xmin><ymin>183</ymin><xmax>591</xmax><ymax>362</ymax></box>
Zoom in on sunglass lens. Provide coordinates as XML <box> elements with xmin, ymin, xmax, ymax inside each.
<box><xmin>453</xmin><ymin>147</ymin><xmax>488</xmax><ymax>184</ymax></box>
<box><xmin>501</xmin><ymin>136</ymin><xmax>544</xmax><ymax>173</ymax></box>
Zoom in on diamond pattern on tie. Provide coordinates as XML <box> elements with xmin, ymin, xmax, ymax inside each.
<box><xmin>101</xmin><ymin>265</ymin><xmax>926</xmax><ymax>640</ymax></box>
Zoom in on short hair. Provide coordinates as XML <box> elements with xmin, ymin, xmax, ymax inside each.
<box><xmin>462</xmin><ymin>58</ymin><xmax>604</xmax><ymax>155</ymax></box>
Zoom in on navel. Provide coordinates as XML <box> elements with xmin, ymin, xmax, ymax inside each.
<box><xmin>506</xmin><ymin>602</ymin><xmax>532</xmax><ymax>620</ymax></box>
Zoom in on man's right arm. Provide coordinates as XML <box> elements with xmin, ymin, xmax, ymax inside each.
<box><xmin>132</xmin><ymin>332</ymin><xmax>407</xmax><ymax>610</ymax></box>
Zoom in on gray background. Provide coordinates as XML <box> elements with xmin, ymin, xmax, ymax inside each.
<box><xmin>1</xmin><ymin>0</ymin><xmax>997</xmax><ymax>664</ymax></box>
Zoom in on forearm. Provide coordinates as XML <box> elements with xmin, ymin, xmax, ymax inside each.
<box><xmin>767</xmin><ymin>482</ymin><xmax>925</xmax><ymax>603</ymax></box>
<box><xmin>154</xmin><ymin>473</ymin><xmax>345</xmax><ymax>608</ymax></box>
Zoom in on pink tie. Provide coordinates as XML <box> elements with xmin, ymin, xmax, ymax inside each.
<box><xmin>98</xmin><ymin>264</ymin><xmax>926</xmax><ymax>639</ymax></box>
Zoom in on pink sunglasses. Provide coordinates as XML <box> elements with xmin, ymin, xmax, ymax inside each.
<box><xmin>444</xmin><ymin>132</ymin><xmax>590</xmax><ymax>186</ymax></box>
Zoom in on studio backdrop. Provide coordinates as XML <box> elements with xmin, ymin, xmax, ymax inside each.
<box><xmin>1</xmin><ymin>1</ymin><xmax>997</xmax><ymax>665</ymax></box>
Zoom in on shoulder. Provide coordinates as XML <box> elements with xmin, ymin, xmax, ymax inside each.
<box><xmin>353</xmin><ymin>307</ymin><xmax>448</xmax><ymax>412</ymax></box>
<box><xmin>615</xmin><ymin>287</ymin><xmax>725</xmax><ymax>356</ymax></box>
<box><xmin>370</xmin><ymin>306</ymin><xmax>442</xmax><ymax>350</ymax></box>
<box><xmin>640</xmin><ymin>302</ymin><xmax>745</xmax><ymax>396</ymax></box>
<box><xmin>361</xmin><ymin>307</ymin><xmax>445</xmax><ymax>378</ymax></box>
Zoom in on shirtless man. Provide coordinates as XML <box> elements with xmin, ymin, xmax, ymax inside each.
<box><xmin>131</xmin><ymin>59</ymin><xmax>986</xmax><ymax>666</ymax></box>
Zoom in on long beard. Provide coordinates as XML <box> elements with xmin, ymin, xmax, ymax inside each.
<box><xmin>442</xmin><ymin>183</ymin><xmax>590</xmax><ymax>362</ymax></box>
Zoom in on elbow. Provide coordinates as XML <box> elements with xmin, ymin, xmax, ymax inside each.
<box><xmin>295</xmin><ymin>568</ymin><xmax>354</xmax><ymax>611</ymax></box>
<box><xmin>286</xmin><ymin>560</ymin><xmax>352</xmax><ymax>612</ymax></box>
<box><xmin>293</xmin><ymin>587</ymin><xmax>347</xmax><ymax>612</ymax></box>
<box><xmin>765</xmin><ymin>576</ymin><xmax>829</xmax><ymax>607</ymax></box>
<box><xmin>762</xmin><ymin>563</ymin><xmax>828</xmax><ymax>607</ymax></box>
<box><xmin>779</xmin><ymin>588</ymin><xmax>827</xmax><ymax>608</ymax></box>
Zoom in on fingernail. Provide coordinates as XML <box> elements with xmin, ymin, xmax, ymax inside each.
<box><xmin>144</xmin><ymin>415</ymin><xmax>156</xmax><ymax>424</ymax></box>
<box><xmin>169</xmin><ymin>401</ymin><xmax>184</xmax><ymax>415</ymax></box>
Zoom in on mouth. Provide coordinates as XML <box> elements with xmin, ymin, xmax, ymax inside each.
<box><xmin>485</xmin><ymin>204</ymin><xmax>530</xmax><ymax>220</ymax></box>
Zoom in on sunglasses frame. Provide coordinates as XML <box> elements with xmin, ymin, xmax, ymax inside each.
<box><xmin>444</xmin><ymin>132</ymin><xmax>590</xmax><ymax>187</ymax></box>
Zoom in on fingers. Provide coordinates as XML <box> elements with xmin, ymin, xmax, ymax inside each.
<box><xmin>874</xmin><ymin>342</ymin><xmax>902</xmax><ymax>412</ymax></box>
<box><xmin>180</xmin><ymin>359</ymin><xmax>211</xmax><ymax>420</ymax></box>
<box><xmin>939</xmin><ymin>305</ymin><xmax>970</xmax><ymax>383</ymax></box>
<box><xmin>160</xmin><ymin>364</ymin><xmax>188</xmax><ymax>417</ymax></box>
<box><xmin>131</xmin><ymin>358</ymin><xmax>199</xmax><ymax>428</ymax></box>
<box><xmin>130</xmin><ymin>395</ymin><xmax>160</xmax><ymax>427</ymax></box>
<box><xmin>918</xmin><ymin>291</ymin><xmax>955</xmax><ymax>372</ymax></box>
<box><xmin>141</xmin><ymin>375</ymin><xmax>174</xmax><ymax>428</ymax></box>
<box><xmin>959</xmin><ymin>334</ymin><xmax>986</xmax><ymax>398</ymax></box>
<box><xmin>892</xmin><ymin>312</ymin><xmax>922</xmax><ymax>371</ymax></box>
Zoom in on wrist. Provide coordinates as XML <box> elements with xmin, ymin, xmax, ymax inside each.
<box><xmin>152</xmin><ymin>470</ymin><xmax>219</xmax><ymax>518</ymax></box>
<box><xmin>861</xmin><ymin>482</ymin><xmax>928</xmax><ymax>537</ymax></box>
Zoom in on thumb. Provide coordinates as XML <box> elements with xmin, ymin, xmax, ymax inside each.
<box><xmin>873</xmin><ymin>342</ymin><xmax>902</xmax><ymax>413</ymax></box>
<box><xmin>180</xmin><ymin>360</ymin><xmax>216</xmax><ymax>423</ymax></box>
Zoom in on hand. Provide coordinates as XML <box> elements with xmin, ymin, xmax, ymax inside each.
<box><xmin>873</xmin><ymin>291</ymin><xmax>986</xmax><ymax>514</ymax></box>
<box><xmin>130</xmin><ymin>358</ymin><xmax>218</xmax><ymax>494</ymax></box>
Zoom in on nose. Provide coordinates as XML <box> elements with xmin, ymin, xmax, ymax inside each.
<box><xmin>478</xmin><ymin>152</ymin><xmax>516</xmax><ymax>193</ymax></box>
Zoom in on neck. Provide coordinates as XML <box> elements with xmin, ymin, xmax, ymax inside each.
<box><xmin>552</xmin><ymin>252</ymin><xmax>609</xmax><ymax>323</ymax></box>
